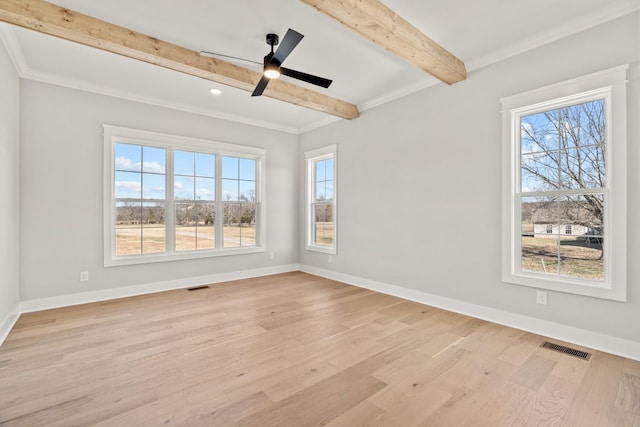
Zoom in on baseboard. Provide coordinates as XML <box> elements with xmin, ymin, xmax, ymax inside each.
<box><xmin>300</xmin><ymin>264</ymin><xmax>640</xmax><ymax>362</ymax></box>
<box><xmin>0</xmin><ymin>302</ymin><xmax>21</xmax><ymax>347</ymax></box>
<box><xmin>20</xmin><ymin>264</ymin><xmax>300</xmax><ymax>313</ymax></box>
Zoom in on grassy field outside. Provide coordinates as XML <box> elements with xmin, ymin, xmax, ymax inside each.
<box><xmin>314</xmin><ymin>222</ymin><xmax>334</xmax><ymax>245</ymax></box>
<box><xmin>521</xmin><ymin>235</ymin><xmax>603</xmax><ymax>280</ymax></box>
<box><xmin>115</xmin><ymin>223</ymin><xmax>255</xmax><ymax>255</ymax></box>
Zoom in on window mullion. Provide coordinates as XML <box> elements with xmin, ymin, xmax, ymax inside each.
<box><xmin>166</xmin><ymin>149</ymin><xmax>176</xmax><ymax>253</ymax></box>
<box><xmin>215</xmin><ymin>154</ymin><xmax>223</xmax><ymax>249</ymax></box>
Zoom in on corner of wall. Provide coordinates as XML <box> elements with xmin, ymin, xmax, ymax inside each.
<box><xmin>0</xmin><ymin>304</ymin><xmax>20</xmax><ymax>347</ymax></box>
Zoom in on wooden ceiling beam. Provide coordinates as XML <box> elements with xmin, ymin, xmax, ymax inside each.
<box><xmin>0</xmin><ymin>0</ymin><xmax>360</xmax><ymax>120</ymax></box>
<box><xmin>300</xmin><ymin>0</ymin><xmax>467</xmax><ymax>85</ymax></box>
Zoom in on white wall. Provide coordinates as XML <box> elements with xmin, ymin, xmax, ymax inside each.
<box><xmin>19</xmin><ymin>80</ymin><xmax>299</xmax><ymax>302</ymax></box>
<box><xmin>300</xmin><ymin>13</ymin><xmax>640</xmax><ymax>347</ymax></box>
<box><xmin>0</xmin><ymin>38</ymin><xmax>20</xmax><ymax>339</ymax></box>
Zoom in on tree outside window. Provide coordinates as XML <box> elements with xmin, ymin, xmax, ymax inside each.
<box><xmin>519</xmin><ymin>98</ymin><xmax>605</xmax><ymax>281</ymax></box>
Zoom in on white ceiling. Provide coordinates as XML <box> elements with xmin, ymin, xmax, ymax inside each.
<box><xmin>1</xmin><ymin>0</ymin><xmax>637</xmax><ymax>133</ymax></box>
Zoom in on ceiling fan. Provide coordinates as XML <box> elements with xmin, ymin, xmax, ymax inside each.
<box><xmin>200</xmin><ymin>29</ymin><xmax>332</xmax><ymax>97</ymax></box>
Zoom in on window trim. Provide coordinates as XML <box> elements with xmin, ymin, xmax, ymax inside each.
<box><xmin>501</xmin><ymin>65</ymin><xmax>627</xmax><ymax>301</ymax></box>
<box><xmin>305</xmin><ymin>144</ymin><xmax>337</xmax><ymax>255</ymax></box>
<box><xmin>103</xmin><ymin>125</ymin><xmax>266</xmax><ymax>266</ymax></box>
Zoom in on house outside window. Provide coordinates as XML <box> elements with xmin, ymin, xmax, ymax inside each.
<box><xmin>501</xmin><ymin>65</ymin><xmax>627</xmax><ymax>301</ymax></box>
<box><xmin>104</xmin><ymin>125</ymin><xmax>265</xmax><ymax>266</ymax></box>
<box><xmin>305</xmin><ymin>145</ymin><xmax>337</xmax><ymax>254</ymax></box>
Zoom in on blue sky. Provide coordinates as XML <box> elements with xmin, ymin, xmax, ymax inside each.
<box><xmin>314</xmin><ymin>158</ymin><xmax>334</xmax><ymax>201</ymax></box>
<box><xmin>115</xmin><ymin>143</ymin><xmax>256</xmax><ymax>201</ymax></box>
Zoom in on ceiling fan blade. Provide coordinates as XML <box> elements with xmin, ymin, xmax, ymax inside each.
<box><xmin>251</xmin><ymin>76</ymin><xmax>270</xmax><ymax>97</ymax></box>
<box><xmin>280</xmin><ymin>67</ymin><xmax>332</xmax><ymax>88</ymax></box>
<box><xmin>272</xmin><ymin>29</ymin><xmax>304</xmax><ymax>65</ymax></box>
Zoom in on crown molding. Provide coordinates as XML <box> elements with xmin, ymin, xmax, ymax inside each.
<box><xmin>21</xmin><ymin>67</ymin><xmax>301</xmax><ymax>134</ymax></box>
<box><xmin>0</xmin><ymin>23</ymin><xmax>27</xmax><ymax>75</ymax></box>
<box><xmin>465</xmin><ymin>1</ymin><xmax>640</xmax><ymax>73</ymax></box>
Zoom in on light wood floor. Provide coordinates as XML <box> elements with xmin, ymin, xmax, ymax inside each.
<box><xmin>1</xmin><ymin>272</ymin><xmax>638</xmax><ymax>426</ymax></box>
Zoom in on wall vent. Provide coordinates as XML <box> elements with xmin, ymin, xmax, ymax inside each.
<box><xmin>540</xmin><ymin>341</ymin><xmax>591</xmax><ymax>360</ymax></box>
<box><xmin>187</xmin><ymin>285</ymin><xmax>210</xmax><ymax>291</ymax></box>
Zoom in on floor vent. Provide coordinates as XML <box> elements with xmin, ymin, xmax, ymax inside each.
<box><xmin>187</xmin><ymin>285</ymin><xmax>210</xmax><ymax>291</ymax></box>
<box><xmin>540</xmin><ymin>341</ymin><xmax>591</xmax><ymax>360</ymax></box>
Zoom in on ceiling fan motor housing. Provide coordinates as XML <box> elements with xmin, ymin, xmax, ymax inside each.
<box><xmin>266</xmin><ymin>33</ymin><xmax>279</xmax><ymax>47</ymax></box>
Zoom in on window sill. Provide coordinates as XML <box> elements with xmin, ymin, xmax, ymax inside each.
<box><xmin>305</xmin><ymin>245</ymin><xmax>336</xmax><ymax>255</ymax></box>
<box><xmin>105</xmin><ymin>246</ymin><xmax>265</xmax><ymax>267</ymax></box>
<box><xmin>502</xmin><ymin>270</ymin><xmax>626</xmax><ymax>302</ymax></box>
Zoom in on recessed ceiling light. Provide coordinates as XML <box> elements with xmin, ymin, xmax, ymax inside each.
<box><xmin>209</xmin><ymin>88</ymin><xmax>222</xmax><ymax>95</ymax></box>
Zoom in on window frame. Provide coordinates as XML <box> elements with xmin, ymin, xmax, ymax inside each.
<box><xmin>103</xmin><ymin>125</ymin><xmax>266</xmax><ymax>266</ymax></box>
<box><xmin>305</xmin><ymin>144</ymin><xmax>337</xmax><ymax>254</ymax></box>
<box><xmin>501</xmin><ymin>65</ymin><xmax>627</xmax><ymax>301</ymax></box>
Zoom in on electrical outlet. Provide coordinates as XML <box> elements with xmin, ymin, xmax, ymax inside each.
<box><xmin>269</xmin><ymin>252</ymin><xmax>274</xmax><ymax>260</ymax></box>
<box><xmin>328</xmin><ymin>255</ymin><xmax>333</xmax><ymax>263</ymax></box>
<box><xmin>536</xmin><ymin>291</ymin><xmax>547</xmax><ymax>305</ymax></box>
<box><xmin>80</xmin><ymin>271</ymin><xmax>89</xmax><ymax>282</ymax></box>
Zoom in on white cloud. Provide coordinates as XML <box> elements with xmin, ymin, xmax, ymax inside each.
<box><xmin>115</xmin><ymin>156</ymin><xmax>140</xmax><ymax>171</ymax></box>
<box><xmin>115</xmin><ymin>181</ymin><xmax>141</xmax><ymax>198</ymax></box>
<box><xmin>115</xmin><ymin>157</ymin><xmax>164</xmax><ymax>173</ymax></box>
<box><xmin>521</xmin><ymin>122</ymin><xmax>534</xmax><ymax>135</ymax></box>
<box><xmin>143</xmin><ymin>161</ymin><xmax>164</xmax><ymax>174</ymax></box>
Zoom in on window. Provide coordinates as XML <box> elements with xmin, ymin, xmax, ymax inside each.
<box><xmin>305</xmin><ymin>145</ymin><xmax>336</xmax><ymax>254</ymax></box>
<box><xmin>104</xmin><ymin>126</ymin><xmax>265</xmax><ymax>266</ymax></box>
<box><xmin>222</xmin><ymin>156</ymin><xmax>257</xmax><ymax>247</ymax></box>
<box><xmin>113</xmin><ymin>143</ymin><xmax>167</xmax><ymax>255</ymax></box>
<box><xmin>174</xmin><ymin>151</ymin><xmax>215</xmax><ymax>251</ymax></box>
<box><xmin>501</xmin><ymin>65</ymin><xmax>627</xmax><ymax>301</ymax></box>
<box><xmin>565</xmin><ymin>224</ymin><xmax>572</xmax><ymax>235</ymax></box>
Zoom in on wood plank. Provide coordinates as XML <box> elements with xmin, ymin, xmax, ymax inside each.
<box><xmin>300</xmin><ymin>0</ymin><xmax>467</xmax><ymax>84</ymax></box>
<box><xmin>466</xmin><ymin>381</ymin><xmax>536</xmax><ymax>427</ymax></box>
<box><xmin>324</xmin><ymin>400</ymin><xmax>386</xmax><ymax>426</ymax></box>
<box><xmin>417</xmin><ymin>383</ymin><xmax>490</xmax><ymax>427</ymax></box>
<box><xmin>0</xmin><ymin>0</ymin><xmax>360</xmax><ymax>120</ymax></box>
<box><xmin>182</xmin><ymin>392</ymin><xmax>274</xmax><ymax>426</ymax></box>
<box><xmin>614</xmin><ymin>374</ymin><xmax>640</xmax><ymax>419</ymax></box>
<box><xmin>509</xmin><ymin>352</ymin><xmax>558</xmax><ymax>391</ymax></box>
<box><xmin>236</xmin><ymin>358</ymin><xmax>386</xmax><ymax>427</ymax></box>
<box><xmin>561</xmin><ymin>352</ymin><xmax>626</xmax><ymax>426</ymax></box>
<box><xmin>371</xmin><ymin>382</ymin><xmax>453</xmax><ymax>426</ymax></box>
<box><xmin>513</xmin><ymin>373</ymin><xmax>582</xmax><ymax>426</ymax></box>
